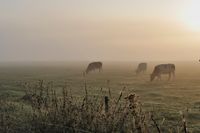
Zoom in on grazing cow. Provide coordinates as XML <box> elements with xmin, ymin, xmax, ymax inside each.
<box><xmin>136</xmin><ymin>63</ymin><xmax>147</xmax><ymax>75</ymax></box>
<box><xmin>86</xmin><ymin>62</ymin><xmax>102</xmax><ymax>74</ymax></box>
<box><xmin>150</xmin><ymin>64</ymin><xmax>175</xmax><ymax>81</ymax></box>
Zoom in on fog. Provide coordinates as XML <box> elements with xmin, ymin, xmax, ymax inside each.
<box><xmin>0</xmin><ymin>0</ymin><xmax>200</xmax><ymax>62</ymax></box>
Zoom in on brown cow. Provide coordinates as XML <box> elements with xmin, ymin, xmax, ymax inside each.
<box><xmin>136</xmin><ymin>63</ymin><xmax>147</xmax><ymax>75</ymax></box>
<box><xmin>86</xmin><ymin>62</ymin><xmax>103</xmax><ymax>74</ymax></box>
<box><xmin>150</xmin><ymin>64</ymin><xmax>175</xmax><ymax>81</ymax></box>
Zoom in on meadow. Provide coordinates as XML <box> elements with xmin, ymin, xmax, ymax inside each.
<box><xmin>0</xmin><ymin>61</ymin><xmax>200</xmax><ymax>132</ymax></box>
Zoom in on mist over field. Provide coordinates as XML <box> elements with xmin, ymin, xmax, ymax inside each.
<box><xmin>1</xmin><ymin>0</ymin><xmax>200</xmax><ymax>62</ymax></box>
<box><xmin>1</xmin><ymin>0</ymin><xmax>200</xmax><ymax>132</ymax></box>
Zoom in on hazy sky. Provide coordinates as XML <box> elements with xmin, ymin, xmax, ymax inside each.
<box><xmin>1</xmin><ymin>0</ymin><xmax>200</xmax><ymax>62</ymax></box>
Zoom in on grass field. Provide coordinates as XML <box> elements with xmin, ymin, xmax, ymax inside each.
<box><xmin>0</xmin><ymin>61</ymin><xmax>200</xmax><ymax>132</ymax></box>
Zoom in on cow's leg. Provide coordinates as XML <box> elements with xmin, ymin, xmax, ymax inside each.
<box><xmin>99</xmin><ymin>67</ymin><xmax>102</xmax><ymax>72</ymax></box>
<box><xmin>172</xmin><ymin>71</ymin><xmax>175</xmax><ymax>78</ymax></box>
<box><xmin>155</xmin><ymin>76</ymin><xmax>158</xmax><ymax>81</ymax></box>
<box><xmin>158</xmin><ymin>74</ymin><xmax>161</xmax><ymax>80</ymax></box>
<box><xmin>168</xmin><ymin>73</ymin><xmax>171</xmax><ymax>81</ymax></box>
<box><xmin>144</xmin><ymin>70</ymin><xmax>146</xmax><ymax>74</ymax></box>
<box><xmin>137</xmin><ymin>70</ymin><xmax>140</xmax><ymax>75</ymax></box>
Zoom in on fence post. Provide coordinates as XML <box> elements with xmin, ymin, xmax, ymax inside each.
<box><xmin>107</xmin><ymin>80</ymin><xmax>112</xmax><ymax>98</ymax></box>
<box><xmin>84</xmin><ymin>82</ymin><xmax>88</xmax><ymax>103</ymax></box>
<box><xmin>104</xmin><ymin>96</ymin><xmax>109</xmax><ymax>113</ymax></box>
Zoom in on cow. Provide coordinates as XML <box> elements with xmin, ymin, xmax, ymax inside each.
<box><xmin>136</xmin><ymin>63</ymin><xmax>147</xmax><ymax>75</ymax></box>
<box><xmin>150</xmin><ymin>64</ymin><xmax>175</xmax><ymax>81</ymax></box>
<box><xmin>85</xmin><ymin>62</ymin><xmax>103</xmax><ymax>74</ymax></box>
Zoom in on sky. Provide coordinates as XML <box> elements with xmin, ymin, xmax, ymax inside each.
<box><xmin>0</xmin><ymin>0</ymin><xmax>200</xmax><ymax>62</ymax></box>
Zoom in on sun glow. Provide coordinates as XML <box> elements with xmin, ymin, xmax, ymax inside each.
<box><xmin>182</xmin><ymin>0</ymin><xmax>200</xmax><ymax>31</ymax></box>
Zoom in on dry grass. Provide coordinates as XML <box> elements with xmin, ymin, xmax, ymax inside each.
<box><xmin>0</xmin><ymin>80</ymin><xmax>191</xmax><ymax>133</ymax></box>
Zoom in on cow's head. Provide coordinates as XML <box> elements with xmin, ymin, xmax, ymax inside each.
<box><xmin>83</xmin><ymin>71</ymin><xmax>86</xmax><ymax>77</ymax></box>
<box><xmin>135</xmin><ymin>69</ymin><xmax>140</xmax><ymax>75</ymax></box>
<box><xmin>85</xmin><ymin>68</ymin><xmax>90</xmax><ymax>74</ymax></box>
<box><xmin>150</xmin><ymin>73</ymin><xmax>155</xmax><ymax>81</ymax></box>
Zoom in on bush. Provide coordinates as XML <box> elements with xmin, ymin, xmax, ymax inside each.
<box><xmin>0</xmin><ymin>81</ymin><xmax>190</xmax><ymax>133</ymax></box>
